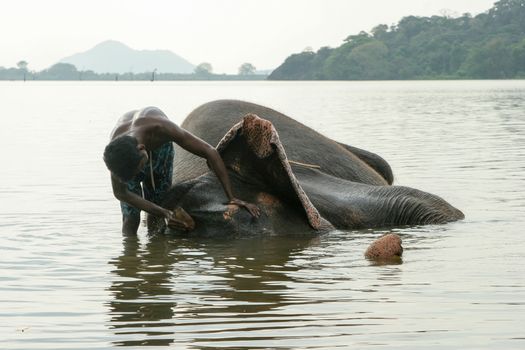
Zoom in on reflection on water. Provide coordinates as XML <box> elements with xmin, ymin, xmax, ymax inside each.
<box><xmin>2</xmin><ymin>81</ymin><xmax>525</xmax><ymax>349</ymax></box>
<box><xmin>108</xmin><ymin>235</ymin><xmax>177</xmax><ymax>346</ymax></box>
<box><xmin>107</xmin><ymin>234</ymin><xmax>319</xmax><ymax>347</ymax></box>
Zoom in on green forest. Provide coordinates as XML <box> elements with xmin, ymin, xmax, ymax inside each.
<box><xmin>0</xmin><ymin>62</ymin><xmax>266</xmax><ymax>81</ymax></box>
<box><xmin>269</xmin><ymin>0</ymin><xmax>525</xmax><ymax>80</ymax></box>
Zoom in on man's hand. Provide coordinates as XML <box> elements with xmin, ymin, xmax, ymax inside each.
<box><xmin>228</xmin><ymin>198</ymin><xmax>260</xmax><ymax>218</ymax></box>
<box><xmin>164</xmin><ymin>207</ymin><xmax>195</xmax><ymax>231</ymax></box>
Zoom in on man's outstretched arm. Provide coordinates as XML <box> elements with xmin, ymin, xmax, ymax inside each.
<box><xmin>162</xmin><ymin>119</ymin><xmax>260</xmax><ymax>218</ymax></box>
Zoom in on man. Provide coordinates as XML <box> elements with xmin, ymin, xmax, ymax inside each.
<box><xmin>103</xmin><ymin>106</ymin><xmax>259</xmax><ymax>235</ymax></box>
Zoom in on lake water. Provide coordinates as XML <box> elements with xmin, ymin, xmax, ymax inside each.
<box><xmin>1</xmin><ymin>81</ymin><xmax>524</xmax><ymax>349</ymax></box>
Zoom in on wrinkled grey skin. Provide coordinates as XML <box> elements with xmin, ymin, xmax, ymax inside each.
<box><xmin>158</xmin><ymin>100</ymin><xmax>463</xmax><ymax>236</ymax></box>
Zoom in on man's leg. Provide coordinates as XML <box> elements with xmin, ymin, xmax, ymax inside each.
<box><xmin>122</xmin><ymin>213</ymin><xmax>140</xmax><ymax>235</ymax></box>
<box><xmin>120</xmin><ymin>180</ymin><xmax>143</xmax><ymax>235</ymax></box>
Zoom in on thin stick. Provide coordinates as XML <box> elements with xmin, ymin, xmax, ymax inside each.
<box><xmin>288</xmin><ymin>160</ymin><xmax>321</xmax><ymax>169</ymax></box>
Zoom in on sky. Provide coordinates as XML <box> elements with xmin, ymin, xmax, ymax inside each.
<box><xmin>0</xmin><ymin>0</ymin><xmax>495</xmax><ymax>74</ymax></box>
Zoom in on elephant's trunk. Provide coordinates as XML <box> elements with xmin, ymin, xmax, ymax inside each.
<box><xmin>295</xmin><ymin>167</ymin><xmax>464</xmax><ymax>229</ymax></box>
<box><xmin>377</xmin><ymin>186</ymin><xmax>464</xmax><ymax>226</ymax></box>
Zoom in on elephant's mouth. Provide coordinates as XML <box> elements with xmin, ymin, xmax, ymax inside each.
<box><xmin>161</xmin><ymin>174</ymin><xmax>318</xmax><ymax>236</ymax></box>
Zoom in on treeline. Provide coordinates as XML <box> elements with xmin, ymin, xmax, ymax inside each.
<box><xmin>0</xmin><ymin>62</ymin><xmax>267</xmax><ymax>81</ymax></box>
<box><xmin>269</xmin><ymin>0</ymin><xmax>525</xmax><ymax>80</ymax></box>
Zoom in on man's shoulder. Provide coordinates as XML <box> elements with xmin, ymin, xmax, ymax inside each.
<box><xmin>113</xmin><ymin>110</ymin><xmax>138</xmax><ymax>127</ymax></box>
<box><xmin>109</xmin><ymin>110</ymin><xmax>136</xmax><ymax>140</ymax></box>
<box><xmin>140</xmin><ymin>106</ymin><xmax>165</xmax><ymax>116</ymax></box>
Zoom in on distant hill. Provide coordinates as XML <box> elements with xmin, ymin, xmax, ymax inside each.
<box><xmin>60</xmin><ymin>40</ymin><xmax>195</xmax><ymax>74</ymax></box>
<box><xmin>269</xmin><ymin>0</ymin><xmax>525</xmax><ymax>80</ymax></box>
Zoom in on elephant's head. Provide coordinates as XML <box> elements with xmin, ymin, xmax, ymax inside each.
<box><xmin>159</xmin><ymin>114</ymin><xmax>332</xmax><ymax>237</ymax></box>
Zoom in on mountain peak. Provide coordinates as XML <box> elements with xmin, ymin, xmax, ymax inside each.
<box><xmin>59</xmin><ymin>40</ymin><xmax>195</xmax><ymax>74</ymax></box>
<box><xmin>92</xmin><ymin>40</ymin><xmax>132</xmax><ymax>50</ymax></box>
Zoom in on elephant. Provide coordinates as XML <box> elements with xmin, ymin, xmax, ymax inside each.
<box><xmin>155</xmin><ymin>100</ymin><xmax>464</xmax><ymax>236</ymax></box>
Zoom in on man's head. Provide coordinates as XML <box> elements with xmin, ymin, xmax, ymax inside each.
<box><xmin>103</xmin><ymin>135</ymin><xmax>148</xmax><ymax>182</ymax></box>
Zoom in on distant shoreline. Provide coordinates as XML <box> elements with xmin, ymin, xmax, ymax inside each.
<box><xmin>0</xmin><ymin>75</ymin><xmax>269</xmax><ymax>82</ymax></box>
<box><xmin>2</xmin><ymin>77</ymin><xmax>524</xmax><ymax>82</ymax></box>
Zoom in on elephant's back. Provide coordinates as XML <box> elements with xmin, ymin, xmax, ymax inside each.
<box><xmin>181</xmin><ymin>99</ymin><xmax>316</xmax><ymax>146</ymax></box>
<box><xmin>174</xmin><ymin>99</ymin><xmax>387</xmax><ymax>185</ymax></box>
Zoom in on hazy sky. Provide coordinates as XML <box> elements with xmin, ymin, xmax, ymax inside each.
<box><xmin>1</xmin><ymin>0</ymin><xmax>495</xmax><ymax>73</ymax></box>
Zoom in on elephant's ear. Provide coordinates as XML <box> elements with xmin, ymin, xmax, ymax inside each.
<box><xmin>216</xmin><ymin>114</ymin><xmax>329</xmax><ymax>230</ymax></box>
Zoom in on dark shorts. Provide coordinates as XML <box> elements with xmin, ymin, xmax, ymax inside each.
<box><xmin>120</xmin><ymin>142</ymin><xmax>175</xmax><ymax>219</ymax></box>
